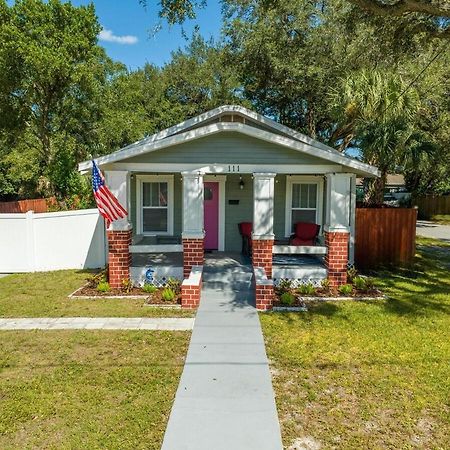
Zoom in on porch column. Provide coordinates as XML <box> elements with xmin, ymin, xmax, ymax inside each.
<box><xmin>182</xmin><ymin>172</ymin><xmax>205</xmax><ymax>279</ymax></box>
<box><xmin>324</xmin><ymin>173</ymin><xmax>352</xmax><ymax>287</ymax></box>
<box><xmin>104</xmin><ymin>170</ymin><xmax>132</xmax><ymax>289</ymax></box>
<box><xmin>252</xmin><ymin>173</ymin><xmax>276</xmax><ymax>280</ymax></box>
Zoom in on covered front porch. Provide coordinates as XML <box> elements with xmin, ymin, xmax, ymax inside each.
<box><xmin>105</xmin><ymin>168</ymin><xmax>356</xmax><ymax>308</ymax></box>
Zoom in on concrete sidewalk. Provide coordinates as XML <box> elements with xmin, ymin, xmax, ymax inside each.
<box><xmin>416</xmin><ymin>220</ymin><xmax>450</xmax><ymax>242</ymax></box>
<box><xmin>0</xmin><ymin>317</ymin><xmax>194</xmax><ymax>330</ymax></box>
<box><xmin>162</xmin><ymin>255</ymin><xmax>283</xmax><ymax>450</ymax></box>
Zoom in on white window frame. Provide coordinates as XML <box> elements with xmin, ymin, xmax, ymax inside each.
<box><xmin>285</xmin><ymin>175</ymin><xmax>324</xmax><ymax>237</ymax></box>
<box><xmin>136</xmin><ymin>174</ymin><xmax>174</xmax><ymax>236</ymax></box>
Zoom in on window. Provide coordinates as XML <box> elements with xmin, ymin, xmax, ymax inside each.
<box><xmin>285</xmin><ymin>177</ymin><xmax>323</xmax><ymax>236</ymax></box>
<box><xmin>137</xmin><ymin>175</ymin><xmax>173</xmax><ymax>235</ymax></box>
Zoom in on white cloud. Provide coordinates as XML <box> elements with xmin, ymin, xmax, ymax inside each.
<box><xmin>99</xmin><ymin>28</ymin><xmax>138</xmax><ymax>45</ymax></box>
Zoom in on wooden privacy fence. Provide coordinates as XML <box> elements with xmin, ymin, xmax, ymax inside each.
<box><xmin>0</xmin><ymin>198</ymin><xmax>54</xmax><ymax>213</ymax></box>
<box><xmin>355</xmin><ymin>208</ymin><xmax>417</xmax><ymax>269</ymax></box>
<box><xmin>414</xmin><ymin>195</ymin><xmax>450</xmax><ymax>218</ymax></box>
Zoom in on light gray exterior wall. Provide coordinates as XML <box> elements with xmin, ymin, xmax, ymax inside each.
<box><xmin>121</xmin><ymin>132</ymin><xmax>331</xmax><ymax>166</ymax></box>
<box><xmin>224</xmin><ymin>174</ymin><xmax>253</xmax><ymax>252</ymax></box>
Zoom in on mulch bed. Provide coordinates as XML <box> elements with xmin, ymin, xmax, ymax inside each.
<box><xmin>273</xmin><ymin>289</ymin><xmax>385</xmax><ymax>308</ymax></box>
<box><xmin>69</xmin><ymin>285</ymin><xmax>181</xmax><ymax>306</ymax></box>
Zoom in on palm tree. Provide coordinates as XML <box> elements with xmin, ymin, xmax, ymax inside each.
<box><xmin>330</xmin><ymin>69</ymin><xmax>418</xmax><ymax>205</ymax></box>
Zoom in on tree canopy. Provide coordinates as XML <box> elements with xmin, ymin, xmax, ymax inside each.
<box><xmin>0</xmin><ymin>0</ymin><xmax>449</xmax><ymax>206</ymax></box>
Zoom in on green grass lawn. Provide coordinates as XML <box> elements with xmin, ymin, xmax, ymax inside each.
<box><xmin>261</xmin><ymin>238</ymin><xmax>450</xmax><ymax>449</ymax></box>
<box><xmin>0</xmin><ymin>330</ymin><xmax>189</xmax><ymax>449</ymax></box>
<box><xmin>430</xmin><ymin>214</ymin><xmax>450</xmax><ymax>225</ymax></box>
<box><xmin>0</xmin><ymin>270</ymin><xmax>194</xmax><ymax>317</ymax></box>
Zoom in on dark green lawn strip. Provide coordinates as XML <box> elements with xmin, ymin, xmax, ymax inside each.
<box><xmin>261</xmin><ymin>238</ymin><xmax>450</xmax><ymax>449</ymax></box>
<box><xmin>0</xmin><ymin>271</ymin><xmax>194</xmax><ymax>318</ymax></box>
<box><xmin>0</xmin><ymin>330</ymin><xmax>189</xmax><ymax>449</ymax></box>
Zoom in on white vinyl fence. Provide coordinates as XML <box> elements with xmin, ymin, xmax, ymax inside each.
<box><xmin>0</xmin><ymin>209</ymin><xmax>106</xmax><ymax>273</ymax></box>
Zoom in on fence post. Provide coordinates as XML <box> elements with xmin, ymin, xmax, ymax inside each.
<box><xmin>25</xmin><ymin>210</ymin><xmax>36</xmax><ymax>272</ymax></box>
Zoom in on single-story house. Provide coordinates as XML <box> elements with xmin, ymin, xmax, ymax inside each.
<box><xmin>79</xmin><ymin>105</ymin><xmax>379</xmax><ymax>309</ymax></box>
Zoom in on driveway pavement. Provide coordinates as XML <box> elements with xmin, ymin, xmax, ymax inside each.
<box><xmin>416</xmin><ymin>220</ymin><xmax>450</xmax><ymax>242</ymax></box>
<box><xmin>161</xmin><ymin>256</ymin><xmax>283</xmax><ymax>450</ymax></box>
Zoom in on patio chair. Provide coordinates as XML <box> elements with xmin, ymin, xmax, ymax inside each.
<box><xmin>289</xmin><ymin>222</ymin><xmax>320</xmax><ymax>246</ymax></box>
<box><xmin>238</xmin><ymin>222</ymin><xmax>253</xmax><ymax>256</ymax></box>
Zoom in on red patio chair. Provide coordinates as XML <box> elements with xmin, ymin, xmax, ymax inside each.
<box><xmin>289</xmin><ymin>222</ymin><xmax>320</xmax><ymax>246</ymax></box>
<box><xmin>238</xmin><ymin>222</ymin><xmax>253</xmax><ymax>256</ymax></box>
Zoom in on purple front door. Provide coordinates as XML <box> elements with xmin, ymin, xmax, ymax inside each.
<box><xmin>204</xmin><ymin>182</ymin><xmax>219</xmax><ymax>250</ymax></box>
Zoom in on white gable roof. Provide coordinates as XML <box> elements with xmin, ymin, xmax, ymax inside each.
<box><xmin>79</xmin><ymin>105</ymin><xmax>379</xmax><ymax>177</ymax></box>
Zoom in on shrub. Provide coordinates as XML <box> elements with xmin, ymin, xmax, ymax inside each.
<box><xmin>364</xmin><ymin>277</ymin><xmax>376</xmax><ymax>291</ymax></box>
<box><xmin>86</xmin><ymin>270</ymin><xmax>107</xmax><ymax>288</ymax></box>
<box><xmin>353</xmin><ymin>276</ymin><xmax>367</xmax><ymax>291</ymax></box>
<box><xmin>166</xmin><ymin>277</ymin><xmax>182</xmax><ymax>294</ymax></box>
<box><xmin>161</xmin><ymin>288</ymin><xmax>176</xmax><ymax>302</ymax></box>
<box><xmin>298</xmin><ymin>283</ymin><xmax>316</xmax><ymax>296</ymax></box>
<box><xmin>280</xmin><ymin>292</ymin><xmax>295</xmax><ymax>306</ymax></box>
<box><xmin>347</xmin><ymin>266</ymin><xmax>358</xmax><ymax>282</ymax></box>
<box><xmin>96</xmin><ymin>281</ymin><xmax>110</xmax><ymax>293</ymax></box>
<box><xmin>338</xmin><ymin>284</ymin><xmax>353</xmax><ymax>296</ymax></box>
<box><xmin>320</xmin><ymin>278</ymin><xmax>330</xmax><ymax>290</ymax></box>
<box><xmin>142</xmin><ymin>283</ymin><xmax>157</xmax><ymax>294</ymax></box>
<box><xmin>276</xmin><ymin>279</ymin><xmax>293</xmax><ymax>295</ymax></box>
<box><xmin>122</xmin><ymin>278</ymin><xmax>133</xmax><ymax>294</ymax></box>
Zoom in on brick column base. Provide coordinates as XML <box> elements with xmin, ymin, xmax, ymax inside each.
<box><xmin>107</xmin><ymin>229</ymin><xmax>132</xmax><ymax>289</ymax></box>
<box><xmin>181</xmin><ymin>281</ymin><xmax>202</xmax><ymax>309</ymax></box>
<box><xmin>183</xmin><ymin>238</ymin><xmax>204</xmax><ymax>279</ymax></box>
<box><xmin>325</xmin><ymin>231</ymin><xmax>349</xmax><ymax>287</ymax></box>
<box><xmin>252</xmin><ymin>239</ymin><xmax>274</xmax><ymax>279</ymax></box>
<box><xmin>255</xmin><ymin>283</ymin><xmax>274</xmax><ymax>311</ymax></box>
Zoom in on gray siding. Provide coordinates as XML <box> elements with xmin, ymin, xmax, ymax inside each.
<box><xmin>121</xmin><ymin>132</ymin><xmax>330</xmax><ymax>166</ymax></box>
<box><xmin>224</xmin><ymin>175</ymin><xmax>253</xmax><ymax>252</ymax></box>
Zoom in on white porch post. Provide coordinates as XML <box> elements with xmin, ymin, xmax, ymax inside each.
<box><xmin>104</xmin><ymin>170</ymin><xmax>132</xmax><ymax>288</ymax></box>
<box><xmin>252</xmin><ymin>173</ymin><xmax>276</xmax><ymax>280</ymax></box>
<box><xmin>349</xmin><ymin>174</ymin><xmax>357</xmax><ymax>265</ymax></box>
<box><xmin>252</xmin><ymin>173</ymin><xmax>276</xmax><ymax>239</ymax></box>
<box><xmin>181</xmin><ymin>172</ymin><xmax>205</xmax><ymax>279</ymax></box>
<box><xmin>324</xmin><ymin>173</ymin><xmax>352</xmax><ymax>286</ymax></box>
<box><xmin>104</xmin><ymin>170</ymin><xmax>131</xmax><ymax>231</ymax></box>
<box><xmin>181</xmin><ymin>172</ymin><xmax>205</xmax><ymax>239</ymax></box>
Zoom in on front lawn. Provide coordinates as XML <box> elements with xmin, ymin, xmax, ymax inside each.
<box><xmin>261</xmin><ymin>238</ymin><xmax>450</xmax><ymax>449</ymax></box>
<box><xmin>0</xmin><ymin>270</ymin><xmax>194</xmax><ymax>317</ymax></box>
<box><xmin>0</xmin><ymin>330</ymin><xmax>189</xmax><ymax>449</ymax></box>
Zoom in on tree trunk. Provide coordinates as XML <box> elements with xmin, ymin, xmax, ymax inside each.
<box><xmin>364</xmin><ymin>171</ymin><xmax>387</xmax><ymax>206</ymax></box>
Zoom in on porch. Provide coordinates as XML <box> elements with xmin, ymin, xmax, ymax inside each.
<box><xmin>106</xmin><ymin>169</ymin><xmax>355</xmax><ymax>309</ymax></box>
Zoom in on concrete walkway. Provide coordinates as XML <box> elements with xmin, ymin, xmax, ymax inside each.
<box><xmin>162</xmin><ymin>254</ymin><xmax>283</xmax><ymax>450</ymax></box>
<box><xmin>416</xmin><ymin>220</ymin><xmax>450</xmax><ymax>242</ymax></box>
<box><xmin>0</xmin><ymin>317</ymin><xmax>194</xmax><ymax>330</ymax></box>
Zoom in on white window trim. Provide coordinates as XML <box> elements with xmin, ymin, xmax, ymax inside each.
<box><xmin>285</xmin><ymin>175</ymin><xmax>324</xmax><ymax>237</ymax></box>
<box><xmin>203</xmin><ymin>175</ymin><xmax>226</xmax><ymax>252</ymax></box>
<box><xmin>136</xmin><ymin>175</ymin><xmax>174</xmax><ymax>236</ymax></box>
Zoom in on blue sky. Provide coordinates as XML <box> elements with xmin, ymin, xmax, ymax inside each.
<box><xmin>73</xmin><ymin>0</ymin><xmax>223</xmax><ymax>70</ymax></box>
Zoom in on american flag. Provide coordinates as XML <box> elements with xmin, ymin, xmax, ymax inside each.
<box><xmin>91</xmin><ymin>160</ymin><xmax>127</xmax><ymax>226</ymax></box>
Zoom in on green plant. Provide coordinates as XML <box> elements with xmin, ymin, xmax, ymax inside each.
<box><xmin>320</xmin><ymin>278</ymin><xmax>331</xmax><ymax>290</ymax></box>
<box><xmin>166</xmin><ymin>277</ymin><xmax>182</xmax><ymax>294</ymax></box>
<box><xmin>353</xmin><ymin>276</ymin><xmax>367</xmax><ymax>291</ymax></box>
<box><xmin>280</xmin><ymin>292</ymin><xmax>296</xmax><ymax>306</ymax></box>
<box><xmin>96</xmin><ymin>281</ymin><xmax>110</xmax><ymax>293</ymax></box>
<box><xmin>142</xmin><ymin>283</ymin><xmax>158</xmax><ymax>294</ymax></box>
<box><xmin>161</xmin><ymin>288</ymin><xmax>176</xmax><ymax>302</ymax></box>
<box><xmin>86</xmin><ymin>270</ymin><xmax>107</xmax><ymax>288</ymax></box>
<box><xmin>276</xmin><ymin>279</ymin><xmax>293</xmax><ymax>295</ymax></box>
<box><xmin>122</xmin><ymin>278</ymin><xmax>133</xmax><ymax>294</ymax></box>
<box><xmin>347</xmin><ymin>266</ymin><xmax>358</xmax><ymax>282</ymax></box>
<box><xmin>364</xmin><ymin>277</ymin><xmax>376</xmax><ymax>291</ymax></box>
<box><xmin>338</xmin><ymin>284</ymin><xmax>354</xmax><ymax>296</ymax></box>
<box><xmin>298</xmin><ymin>283</ymin><xmax>316</xmax><ymax>296</ymax></box>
